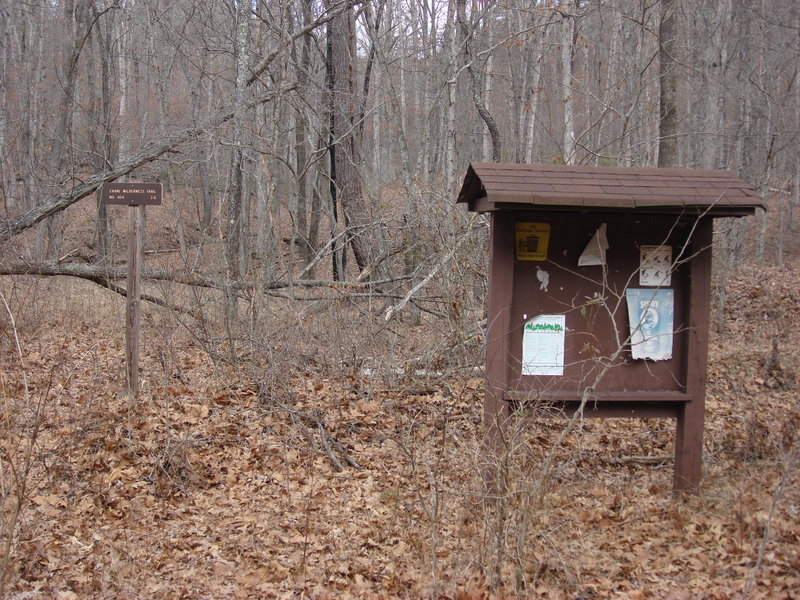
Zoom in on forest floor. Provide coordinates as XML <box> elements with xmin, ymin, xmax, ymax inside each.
<box><xmin>1</xmin><ymin>259</ymin><xmax>799</xmax><ymax>599</ymax></box>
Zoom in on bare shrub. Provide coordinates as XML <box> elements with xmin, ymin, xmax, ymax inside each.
<box><xmin>0</xmin><ymin>293</ymin><xmax>52</xmax><ymax>596</ymax></box>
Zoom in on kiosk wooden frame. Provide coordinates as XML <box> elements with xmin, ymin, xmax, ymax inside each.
<box><xmin>457</xmin><ymin>163</ymin><xmax>762</xmax><ymax>492</ymax></box>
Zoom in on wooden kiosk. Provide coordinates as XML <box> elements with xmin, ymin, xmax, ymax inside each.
<box><xmin>457</xmin><ymin>163</ymin><xmax>762</xmax><ymax>492</ymax></box>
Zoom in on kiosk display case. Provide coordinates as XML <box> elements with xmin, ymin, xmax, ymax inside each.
<box><xmin>457</xmin><ymin>163</ymin><xmax>762</xmax><ymax>492</ymax></box>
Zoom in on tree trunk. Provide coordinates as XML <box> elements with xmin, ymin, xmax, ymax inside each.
<box><xmin>456</xmin><ymin>0</ymin><xmax>501</xmax><ymax>163</ymax></box>
<box><xmin>443</xmin><ymin>0</ymin><xmax>458</xmax><ymax>192</ymax></box>
<box><xmin>523</xmin><ymin>13</ymin><xmax>547</xmax><ymax>164</ymax></box>
<box><xmin>46</xmin><ymin>0</ymin><xmax>89</xmax><ymax>259</ymax></box>
<box><xmin>560</xmin><ymin>5</ymin><xmax>576</xmax><ymax>165</ymax></box>
<box><xmin>293</xmin><ymin>0</ymin><xmax>315</xmax><ymax>273</ymax></box>
<box><xmin>92</xmin><ymin>4</ymin><xmax>117</xmax><ymax>266</ymax></box>
<box><xmin>326</xmin><ymin>0</ymin><xmax>382</xmax><ymax>277</ymax></box>
<box><xmin>225</xmin><ymin>0</ymin><xmax>251</xmax><ymax>342</ymax></box>
<box><xmin>326</xmin><ymin>19</ymin><xmax>345</xmax><ymax>281</ymax></box>
<box><xmin>658</xmin><ymin>0</ymin><xmax>679</xmax><ymax>167</ymax></box>
<box><xmin>189</xmin><ymin>55</ymin><xmax>213</xmax><ymax>233</ymax></box>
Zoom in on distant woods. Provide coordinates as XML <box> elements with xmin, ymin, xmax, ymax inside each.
<box><xmin>1</xmin><ymin>0</ymin><xmax>797</xmax><ymax>285</ymax></box>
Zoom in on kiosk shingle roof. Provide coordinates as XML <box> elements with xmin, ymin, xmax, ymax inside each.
<box><xmin>457</xmin><ymin>163</ymin><xmax>763</xmax><ymax>215</ymax></box>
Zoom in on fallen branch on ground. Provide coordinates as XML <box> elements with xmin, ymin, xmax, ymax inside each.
<box><xmin>0</xmin><ymin>260</ymin><xmax>412</xmax><ymax>294</ymax></box>
<box><xmin>603</xmin><ymin>455</ymin><xmax>674</xmax><ymax>466</ymax></box>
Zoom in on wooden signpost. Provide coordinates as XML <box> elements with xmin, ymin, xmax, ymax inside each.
<box><xmin>101</xmin><ymin>182</ymin><xmax>163</xmax><ymax>396</ymax></box>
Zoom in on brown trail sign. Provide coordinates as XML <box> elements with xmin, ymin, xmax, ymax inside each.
<box><xmin>457</xmin><ymin>163</ymin><xmax>762</xmax><ymax>493</ymax></box>
<box><xmin>101</xmin><ymin>182</ymin><xmax>163</xmax><ymax>206</ymax></box>
<box><xmin>101</xmin><ymin>182</ymin><xmax>162</xmax><ymax>397</ymax></box>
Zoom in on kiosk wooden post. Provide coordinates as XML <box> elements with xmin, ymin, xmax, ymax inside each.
<box><xmin>457</xmin><ymin>164</ymin><xmax>762</xmax><ymax>493</ymax></box>
<box><xmin>101</xmin><ymin>182</ymin><xmax>162</xmax><ymax>397</ymax></box>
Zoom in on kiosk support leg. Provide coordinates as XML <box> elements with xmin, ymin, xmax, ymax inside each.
<box><xmin>673</xmin><ymin>217</ymin><xmax>712</xmax><ymax>494</ymax></box>
<box><xmin>674</xmin><ymin>400</ymin><xmax>703</xmax><ymax>493</ymax></box>
<box><xmin>482</xmin><ymin>213</ymin><xmax>515</xmax><ymax>498</ymax></box>
<box><xmin>483</xmin><ymin>389</ymin><xmax>510</xmax><ymax>497</ymax></box>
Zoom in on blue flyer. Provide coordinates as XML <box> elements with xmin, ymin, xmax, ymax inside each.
<box><xmin>626</xmin><ymin>288</ymin><xmax>674</xmax><ymax>361</ymax></box>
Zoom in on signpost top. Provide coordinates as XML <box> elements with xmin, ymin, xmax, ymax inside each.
<box><xmin>101</xmin><ymin>182</ymin><xmax>162</xmax><ymax>206</ymax></box>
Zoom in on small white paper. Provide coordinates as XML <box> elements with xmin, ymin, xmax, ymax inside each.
<box><xmin>522</xmin><ymin>315</ymin><xmax>566</xmax><ymax>376</ymax></box>
<box><xmin>536</xmin><ymin>266</ymin><xmax>550</xmax><ymax>291</ymax></box>
<box><xmin>578</xmin><ymin>223</ymin><xmax>609</xmax><ymax>266</ymax></box>
<box><xmin>639</xmin><ymin>245</ymin><xmax>672</xmax><ymax>286</ymax></box>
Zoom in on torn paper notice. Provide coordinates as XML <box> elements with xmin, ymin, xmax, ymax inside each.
<box><xmin>536</xmin><ymin>266</ymin><xmax>550</xmax><ymax>291</ymax></box>
<box><xmin>578</xmin><ymin>223</ymin><xmax>609</xmax><ymax>266</ymax></box>
<box><xmin>639</xmin><ymin>245</ymin><xmax>672</xmax><ymax>286</ymax></box>
<box><xmin>626</xmin><ymin>288</ymin><xmax>674</xmax><ymax>361</ymax></box>
<box><xmin>522</xmin><ymin>315</ymin><xmax>566</xmax><ymax>376</ymax></box>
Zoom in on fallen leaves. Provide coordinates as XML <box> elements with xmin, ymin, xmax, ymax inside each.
<box><xmin>2</xmin><ymin>262</ymin><xmax>800</xmax><ymax>598</ymax></box>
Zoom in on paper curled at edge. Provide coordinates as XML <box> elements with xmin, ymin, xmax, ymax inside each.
<box><xmin>578</xmin><ymin>223</ymin><xmax>608</xmax><ymax>267</ymax></box>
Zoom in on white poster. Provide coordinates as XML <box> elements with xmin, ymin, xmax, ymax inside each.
<box><xmin>639</xmin><ymin>245</ymin><xmax>672</xmax><ymax>286</ymax></box>
<box><xmin>522</xmin><ymin>315</ymin><xmax>566</xmax><ymax>376</ymax></box>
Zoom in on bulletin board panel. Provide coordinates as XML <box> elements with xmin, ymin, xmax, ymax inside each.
<box><xmin>461</xmin><ymin>163</ymin><xmax>759</xmax><ymax>493</ymax></box>
<box><xmin>498</xmin><ymin>211</ymin><xmax>709</xmax><ymax>405</ymax></box>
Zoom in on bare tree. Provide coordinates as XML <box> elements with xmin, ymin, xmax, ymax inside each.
<box><xmin>558</xmin><ymin>1</ymin><xmax>578</xmax><ymax>164</ymax></box>
<box><xmin>456</xmin><ymin>0</ymin><xmax>501</xmax><ymax>163</ymax></box>
<box><xmin>1</xmin><ymin>0</ymin><xmax>797</xmax><ymax>342</ymax></box>
<box><xmin>325</xmin><ymin>0</ymin><xmax>384</xmax><ymax>277</ymax></box>
<box><xmin>657</xmin><ymin>0</ymin><xmax>678</xmax><ymax>167</ymax></box>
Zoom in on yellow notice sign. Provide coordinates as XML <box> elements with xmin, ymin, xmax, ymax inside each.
<box><xmin>515</xmin><ymin>222</ymin><xmax>550</xmax><ymax>261</ymax></box>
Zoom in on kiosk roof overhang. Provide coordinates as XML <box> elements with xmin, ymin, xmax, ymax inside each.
<box><xmin>457</xmin><ymin>162</ymin><xmax>764</xmax><ymax>216</ymax></box>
